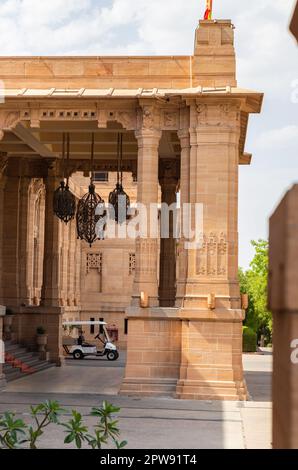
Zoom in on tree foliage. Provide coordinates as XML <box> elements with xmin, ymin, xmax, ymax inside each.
<box><xmin>239</xmin><ymin>239</ymin><xmax>272</xmax><ymax>343</ymax></box>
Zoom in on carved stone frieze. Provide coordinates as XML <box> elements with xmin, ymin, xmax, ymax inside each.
<box><xmin>194</xmin><ymin>102</ymin><xmax>241</xmax><ymax>129</ymax></box>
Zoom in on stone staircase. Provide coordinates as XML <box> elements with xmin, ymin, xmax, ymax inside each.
<box><xmin>4</xmin><ymin>341</ymin><xmax>55</xmax><ymax>382</ymax></box>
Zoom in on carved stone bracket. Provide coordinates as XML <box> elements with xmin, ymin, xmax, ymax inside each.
<box><xmin>98</xmin><ymin>109</ymin><xmax>137</xmax><ymax>130</ymax></box>
<box><xmin>0</xmin><ymin>110</ymin><xmax>21</xmax><ymax>140</ymax></box>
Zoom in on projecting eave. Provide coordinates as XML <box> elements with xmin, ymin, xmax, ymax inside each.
<box><xmin>1</xmin><ymin>86</ymin><xmax>263</xmax><ymax>112</ymax></box>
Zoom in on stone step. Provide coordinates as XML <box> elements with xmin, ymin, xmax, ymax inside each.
<box><xmin>5</xmin><ymin>362</ymin><xmax>55</xmax><ymax>382</ymax></box>
<box><xmin>3</xmin><ymin>340</ymin><xmax>55</xmax><ymax>382</ymax></box>
<box><xmin>5</xmin><ymin>351</ymin><xmax>38</xmax><ymax>362</ymax></box>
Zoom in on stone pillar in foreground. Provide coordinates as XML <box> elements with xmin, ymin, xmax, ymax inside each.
<box><xmin>175</xmin><ymin>100</ymin><xmax>247</xmax><ymax>400</ymax></box>
<box><xmin>269</xmin><ymin>184</ymin><xmax>298</xmax><ymax>449</ymax></box>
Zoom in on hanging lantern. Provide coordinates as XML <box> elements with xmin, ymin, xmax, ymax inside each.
<box><xmin>53</xmin><ymin>133</ymin><xmax>76</xmax><ymax>223</ymax></box>
<box><xmin>76</xmin><ymin>133</ymin><xmax>106</xmax><ymax>246</ymax></box>
<box><xmin>109</xmin><ymin>182</ymin><xmax>130</xmax><ymax>225</ymax></box>
<box><xmin>109</xmin><ymin>133</ymin><xmax>131</xmax><ymax>224</ymax></box>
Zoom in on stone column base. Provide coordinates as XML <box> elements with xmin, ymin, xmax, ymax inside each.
<box><xmin>121</xmin><ymin>306</ymin><xmax>247</xmax><ymax>401</ymax></box>
<box><xmin>120</xmin><ymin>378</ymin><xmax>177</xmax><ymax>397</ymax></box>
<box><xmin>176</xmin><ymin>378</ymin><xmax>247</xmax><ymax>401</ymax></box>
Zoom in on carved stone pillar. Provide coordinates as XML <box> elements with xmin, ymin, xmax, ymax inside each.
<box><xmin>1</xmin><ymin>158</ymin><xmax>31</xmax><ymax>306</ymax></box>
<box><xmin>158</xmin><ymin>160</ymin><xmax>179</xmax><ymax>307</ymax></box>
<box><xmin>0</xmin><ymin>154</ymin><xmax>8</xmax><ymax>303</ymax></box>
<box><xmin>176</xmin><ymin>100</ymin><xmax>247</xmax><ymax>401</ymax></box>
<box><xmin>41</xmin><ymin>162</ymin><xmax>63</xmax><ymax>308</ymax></box>
<box><xmin>131</xmin><ymin>106</ymin><xmax>161</xmax><ymax>306</ymax></box>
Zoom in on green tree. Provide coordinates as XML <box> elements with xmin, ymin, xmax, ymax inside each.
<box><xmin>239</xmin><ymin>239</ymin><xmax>272</xmax><ymax>344</ymax></box>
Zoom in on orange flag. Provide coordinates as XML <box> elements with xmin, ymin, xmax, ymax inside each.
<box><xmin>204</xmin><ymin>0</ymin><xmax>213</xmax><ymax>20</ymax></box>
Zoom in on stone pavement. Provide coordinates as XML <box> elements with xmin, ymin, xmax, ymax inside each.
<box><xmin>0</xmin><ymin>353</ymin><xmax>272</xmax><ymax>449</ymax></box>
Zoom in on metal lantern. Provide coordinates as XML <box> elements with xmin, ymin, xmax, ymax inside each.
<box><xmin>53</xmin><ymin>180</ymin><xmax>76</xmax><ymax>224</ymax></box>
<box><xmin>53</xmin><ymin>133</ymin><xmax>76</xmax><ymax>223</ymax></box>
<box><xmin>109</xmin><ymin>133</ymin><xmax>131</xmax><ymax>224</ymax></box>
<box><xmin>109</xmin><ymin>182</ymin><xmax>130</xmax><ymax>225</ymax></box>
<box><xmin>76</xmin><ymin>133</ymin><xmax>106</xmax><ymax>246</ymax></box>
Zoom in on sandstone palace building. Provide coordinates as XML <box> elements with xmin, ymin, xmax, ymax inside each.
<box><xmin>0</xmin><ymin>20</ymin><xmax>263</xmax><ymax>399</ymax></box>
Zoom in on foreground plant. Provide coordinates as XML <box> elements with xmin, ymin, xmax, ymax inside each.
<box><xmin>28</xmin><ymin>401</ymin><xmax>65</xmax><ymax>449</ymax></box>
<box><xmin>0</xmin><ymin>400</ymin><xmax>126</xmax><ymax>449</ymax></box>
<box><xmin>62</xmin><ymin>401</ymin><xmax>127</xmax><ymax>449</ymax></box>
<box><xmin>0</xmin><ymin>411</ymin><xmax>27</xmax><ymax>449</ymax></box>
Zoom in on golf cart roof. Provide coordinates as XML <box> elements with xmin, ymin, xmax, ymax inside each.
<box><xmin>62</xmin><ymin>321</ymin><xmax>107</xmax><ymax>326</ymax></box>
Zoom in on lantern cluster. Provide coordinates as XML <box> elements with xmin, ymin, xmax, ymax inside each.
<box><xmin>53</xmin><ymin>132</ymin><xmax>130</xmax><ymax>247</ymax></box>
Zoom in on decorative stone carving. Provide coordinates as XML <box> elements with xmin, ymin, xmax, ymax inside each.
<box><xmin>135</xmin><ymin>239</ymin><xmax>157</xmax><ymax>276</ymax></box>
<box><xmin>163</xmin><ymin>111</ymin><xmax>178</xmax><ymax>129</ymax></box>
<box><xmin>196</xmin><ymin>233</ymin><xmax>228</xmax><ymax>277</ymax></box>
<box><xmin>217</xmin><ymin>233</ymin><xmax>228</xmax><ymax>276</ymax></box>
<box><xmin>137</xmin><ymin>104</ymin><xmax>161</xmax><ymax>132</ymax></box>
<box><xmin>194</xmin><ymin>102</ymin><xmax>241</xmax><ymax>129</ymax></box>
<box><xmin>115</xmin><ymin>111</ymin><xmax>136</xmax><ymax>130</ymax></box>
<box><xmin>0</xmin><ymin>110</ymin><xmax>20</xmax><ymax>140</ymax></box>
<box><xmin>129</xmin><ymin>253</ymin><xmax>136</xmax><ymax>275</ymax></box>
<box><xmin>197</xmin><ymin>233</ymin><xmax>207</xmax><ymax>276</ymax></box>
<box><xmin>86</xmin><ymin>253</ymin><xmax>103</xmax><ymax>274</ymax></box>
<box><xmin>98</xmin><ymin>109</ymin><xmax>136</xmax><ymax>130</ymax></box>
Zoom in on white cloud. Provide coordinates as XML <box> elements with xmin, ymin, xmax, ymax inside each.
<box><xmin>256</xmin><ymin>125</ymin><xmax>298</xmax><ymax>149</ymax></box>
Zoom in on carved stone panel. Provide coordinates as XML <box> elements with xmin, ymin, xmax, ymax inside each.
<box><xmin>196</xmin><ymin>233</ymin><xmax>228</xmax><ymax>277</ymax></box>
<box><xmin>86</xmin><ymin>252</ymin><xmax>103</xmax><ymax>274</ymax></box>
<box><xmin>129</xmin><ymin>253</ymin><xmax>136</xmax><ymax>275</ymax></box>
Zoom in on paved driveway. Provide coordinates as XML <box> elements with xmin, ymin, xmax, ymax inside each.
<box><xmin>0</xmin><ymin>352</ymin><xmax>272</xmax><ymax>449</ymax></box>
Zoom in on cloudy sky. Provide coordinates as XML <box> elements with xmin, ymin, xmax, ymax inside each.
<box><xmin>0</xmin><ymin>0</ymin><xmax>297</xmax><ymax>268</ymax></box>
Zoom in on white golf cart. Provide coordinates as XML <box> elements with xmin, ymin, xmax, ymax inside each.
<box><xmin>62</xmin><ymin>321</ymin><xmax>119</xmax><ymax>361</ymax></box>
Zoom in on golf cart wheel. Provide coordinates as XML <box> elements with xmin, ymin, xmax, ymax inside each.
<box><xmin>107</xmin><ymin>351</ymin><xmax>118</xmax><ymax>361</ymax></box>
<box><xmin>73</xmin><ymin>350</ymin><xmax>84</xmax><ymax>360</ymax></box>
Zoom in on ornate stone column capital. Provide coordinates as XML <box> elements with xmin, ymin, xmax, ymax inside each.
<box><xmin>136</xmin><ymin>100</ymin><xmax>162</xmax><ymax>142</ymax></box>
